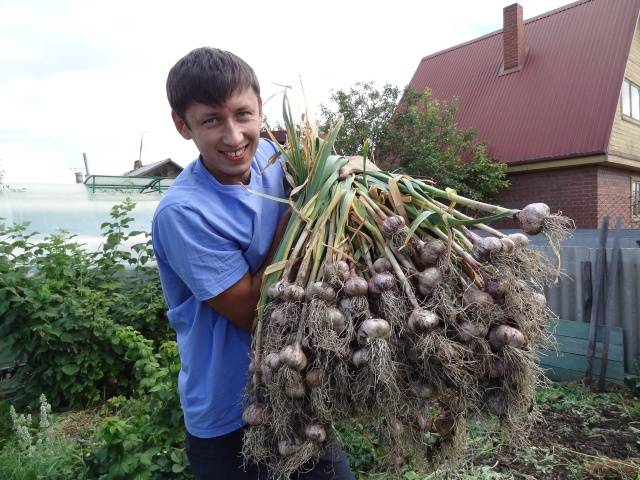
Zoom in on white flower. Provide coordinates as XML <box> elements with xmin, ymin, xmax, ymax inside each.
<box><xmin>39</xmin><ymin>394</ymin><xmax>51</xmax><ymax>430</ymax></box>
<box><xmin>15</xmin><ymin>423</ymin><xmax>32</xmax><ymax>451</ymax></box>
<box><xmin>9</xmin><ymin>405</ymin><xmax>18</xmax><ymax>428</ymax></box>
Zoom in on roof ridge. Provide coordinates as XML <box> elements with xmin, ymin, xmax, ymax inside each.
<box><xmin>419</xmin><ymin>0</ymin><xmax>594</xmax><ymax>63</ymax></box>
<box><xmin>524</xmin><ymin>0</ymin><xmax>592</xmax><ymax>25</ymax></box>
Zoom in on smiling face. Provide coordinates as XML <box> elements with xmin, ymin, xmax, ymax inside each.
<box><xmin>172</xmin><ymin>88</ymin><xmax>262</xmax><ymax>185</ymax></box>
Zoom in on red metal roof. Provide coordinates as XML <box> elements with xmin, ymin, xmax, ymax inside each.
<box><xmin>408</xmin><ymin>0</ymin><xmax>640</xmax><ymax>165</ymax></box>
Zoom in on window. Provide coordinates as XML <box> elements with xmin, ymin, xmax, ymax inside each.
<box><xmin>621</xmin><ymin>79</ymin><xmax>640</xmax><ymax>120</ymax></box>
<box><xmin>633</xmin><ymin>178</ymin><xmax>640</xmax><ymax>222</ymax></box>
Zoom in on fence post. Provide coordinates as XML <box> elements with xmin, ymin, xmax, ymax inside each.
<box><xmin>598</xmin><ymin>216</ymin><xmax>622</xmax><ymax>391</ymax></box>
<box><xmin>581</xmin><ymin>261</ymin><xmax>592</xmax><ymax>324</ymax></box>
<box><xmin>585</xmin><ymin>216</ymin><xmax>609</xmax><ymax>386</ymax></box>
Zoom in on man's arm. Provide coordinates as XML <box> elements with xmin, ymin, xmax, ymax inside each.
<box><xmin>206</xmin><ymin>209</ymin><xmax>291</xmax><ymax>331</ymax></box>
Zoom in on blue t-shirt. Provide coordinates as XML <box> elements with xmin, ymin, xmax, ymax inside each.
<box><xmin>152</xmin><ymin>139</ymin><xmax>286</xmax><ymax>438</ymax></box>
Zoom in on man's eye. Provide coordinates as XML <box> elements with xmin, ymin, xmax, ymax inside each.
<box><xmin>204</xmin><ymin>118</ymin><xmax>218</xmax><ymax>125</ymax></box>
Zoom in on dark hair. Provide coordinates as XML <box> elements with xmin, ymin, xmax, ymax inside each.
<box><xmin>166</xmin><ymin>47</ymin><xmax>260</xmax><ymax>121</ymax></box>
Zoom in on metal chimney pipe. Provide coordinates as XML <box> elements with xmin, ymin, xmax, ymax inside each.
<box><xmin>83</xmin><ymin>152</ymin><xmax>90</xmax><ymax>176</ymax></box>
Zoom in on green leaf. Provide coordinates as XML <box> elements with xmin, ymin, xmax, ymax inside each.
<box><xmin>427</xmin><ymin>210</ymin><xmax>515</xmax><ymax>227</ymax></box>
<box><xmin>170</xmin><ymin>450</ymin><xmax>182</xmax><ymax>463</ymax></box>
<box><xmin>60</xmin><ymin>364</ymin><xmax>79</xmax><ymax>375</ymax></box>
<box><xmin>140</xmin><ymin>447</ymin><xmax>160</xmax><ymax>466</ymax></box>
<box><xmin>244</xmin><ymin>188</ymin><xmax>289</xmax><ymax>204</ymax></box>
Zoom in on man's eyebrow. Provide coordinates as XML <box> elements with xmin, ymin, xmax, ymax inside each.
<box><xmin>235</xmin><ymin>103</ymin><xmax>256</xmax><ymax>111</ymax></box>
<box><xmin>196</xmin><ymin>110</ymin><xmax>220</xmax><ymax>121</ymax></box>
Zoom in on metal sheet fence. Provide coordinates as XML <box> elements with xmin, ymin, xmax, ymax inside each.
<box><xmin>540</xmin><ymin>246</ymin><xmax>640</xmax><ymax>374</ymax></box>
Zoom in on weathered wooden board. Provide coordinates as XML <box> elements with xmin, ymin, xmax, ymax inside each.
<box><xmin>540</xmin><ymin>319</ymin><xmax>625</xmax><ymax>382</ymax></box>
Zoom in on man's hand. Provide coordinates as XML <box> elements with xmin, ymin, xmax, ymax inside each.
<box><xmin>205</xmin><ymin>209</ymin><xmax>292</xmax><ymax>332</ymax></box>
<box><xmin>338</xmin><ymin>155</ymin><xmax>381</xmax><ymax>180</ymax></box>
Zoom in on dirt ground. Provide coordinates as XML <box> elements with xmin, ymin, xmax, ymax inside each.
<box><xmin>474</xmin><ymin>382</ymin><xmax>640</xmax><ymax>480</ymax></box>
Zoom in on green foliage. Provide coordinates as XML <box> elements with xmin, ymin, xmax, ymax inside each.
<box><xmin>335</xmin><ymin>420</ymin><xmax>383</xmax><ymax>475</ymax></box>
<box><xmin>85</xmin><ymin>341</ymin><xmax>188</xmax><ymax>480</ymax></box>
<box><xmin>0</xmin><ymin>199</ymin><xmax>189</xmax><ymax>478</ymax></box>
<box><xmin>537</xmin><ymin>382</ymin><xmax>627</xmax><ymax>416</ymax></box>
<box><xmin>0</xmin><ymin>395</ymin><xmax>87</xmax><ymax>480</ymax></box>
<box><xmin>0</xmin><ymin>401</ymin><xmax>11</xmax><ymax>446</ymax></box>
<box><xmin>320</xmin><ymin>82</ymin><xmax>401</xmax><ymax>156</ymax></box>
<box><xmin>319</xmin><ymin>83</ymin><xmax>509</xmax><ymax>200</ymax></box>
<box><xmin>384</xmin><ymin>88</ymin><xmax>508</xmax><ymax>200</ymax></box>
<box><xmin>401</xmin><ymin>466</ymin><xmax>512</xmax><ymax>480</ymax></box>
<box><xmin>0</xmin><ymin>199</ymin><xmax>170</xmax><ymax>408</ymax></box>
<box><xmin>0</xmin><ymin>436</ymin><xmax>86</xmax><ymax>480</ymax></box>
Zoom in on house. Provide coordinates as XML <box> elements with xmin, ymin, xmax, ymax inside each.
<box><xmin>407</xmin><ymin>0</ymin><xmax>640</xmax><ymax>228</ymax></box>
<box><xmin>260</xmin><ymin>129</ymin><xmax>287</xmax><ymax>145</ymax></box>
<box><xmin>123</xmin><ymin>158</ymin><xmax>183</xmax><ymax>178</ymax></box>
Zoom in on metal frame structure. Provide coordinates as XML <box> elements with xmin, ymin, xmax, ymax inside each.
<box><xmin>84</xmin><ymin>175</ymin><xmax>173</xmax><ymax>194</ymax></box>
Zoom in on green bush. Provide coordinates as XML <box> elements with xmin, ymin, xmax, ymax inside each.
<box><xmin>0</xmin><ymin>199</ymin><xmax>189</xmax><ymax>478</ymax></box>
<box><xmin>319</xmin><ymin>83</ymin><xmax>509</xmax><ymax>200</ymax></box>
<box><xmin>85</xmin><ymin>341</ymin><xmax>189</xmax><ymax>480</ymax></box>
<box><xmin>335</xmin><ymin>420</ymin><xmax>383</xmax><ymax>475</ymax></box>
<box><xmin>0</xmin><ymin>200</ymin><xmax>171</xmax><ymax>409</ymax></box>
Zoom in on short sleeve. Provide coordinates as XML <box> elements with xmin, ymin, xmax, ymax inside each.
<box><xmin>153</xmin><ymin>205</ymin><xmax>249</xmax><ymax>302</ymax></box>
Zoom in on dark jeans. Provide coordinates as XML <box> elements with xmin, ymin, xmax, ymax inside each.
<box><xmin>185</xmin><ymin>428</ymin><xmax>354</xmax><ymax>480</ymax></box>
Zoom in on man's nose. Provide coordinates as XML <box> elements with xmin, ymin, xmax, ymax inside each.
<box><xmin>222</xmin><ymin>120</ymin><xmax>243</xmax><ymax>146</ymax></box>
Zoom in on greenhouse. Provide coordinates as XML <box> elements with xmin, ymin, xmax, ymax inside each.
<box><xmin>0</xmin><ymin>177</ymin><xmax>166</xmax><ymax>249</ymax></box>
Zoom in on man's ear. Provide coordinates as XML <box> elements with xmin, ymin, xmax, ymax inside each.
<box><xmin>171</xmin><ymin>111</ymin><xmax>192</xmax><ymax>140</ymax></box>
<box><xmin>257</xmin><ymin>96</ymin><xmax>263</xmax><ymax>119</ymax></box>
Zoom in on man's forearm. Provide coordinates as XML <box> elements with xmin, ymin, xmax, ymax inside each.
<box><xmin>206</xmin><ymin>209</ymin><xmax>291</xmax><ymax>331</ymax></box>
<box><xmin>206</xmin><ymin>270</ymin><xmax>262</xmax><ymax>331</ymax></box>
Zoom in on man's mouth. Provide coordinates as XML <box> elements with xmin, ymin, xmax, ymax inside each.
<box><xmin>221</xmin><ymin>145</ymin><xmax>248</xmax><ymax>160</ymax></box>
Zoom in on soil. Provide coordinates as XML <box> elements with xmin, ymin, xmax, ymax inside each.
<box><xmin>476</xmin><ymin>386</ymin><xmax>640</xmax><ymax>479</ymax></box>
<box><xmin>55</xmin><ymin>410</ymin><xmax>99</xmax><ymax>440</ymax></box>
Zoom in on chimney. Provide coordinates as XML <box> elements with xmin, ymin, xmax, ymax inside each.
<box><xmin>134</xmin><ymin>160</ymin><xmax>142</xmax><ymax>170</ymax></box>
<box><xmin>503</xmin><ymin>3</ymin><xmax>525</xmax><ymax>71</ymax></box>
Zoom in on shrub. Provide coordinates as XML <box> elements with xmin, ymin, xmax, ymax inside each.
<box><xmin>0</xmin><ymin>394</ymin><xmax>87</xmax><ymax>480</ymax></box>
<box><xmin>85</xmin><ymin>341</ymin><xmax>189</xmax><ymax>479</ymax></box>
<box><xmin>0</xmin><ymin>200</ymin><xmax>171</xmax><ymax>409</ymax></box>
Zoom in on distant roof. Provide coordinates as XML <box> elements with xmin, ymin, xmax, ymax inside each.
<box><xmin>408</xmin><ymin>0</ymin><xmax>640</xmax><ymax>165</ymax></box>
<box><xmin>261</xmin><ymin>129</ymin><xmax>287</xmax><ymax>144</ymax></box>
<box><xmin>123</xmin><ymin>158</ymin><xmax>183</xmax><ymax>177</ymax></box>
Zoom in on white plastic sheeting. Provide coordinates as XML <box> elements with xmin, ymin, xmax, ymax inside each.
<box><xmin>0</xmin><ymin>183</ymin><xmax>160</xmax><ymax>250</ymax></box>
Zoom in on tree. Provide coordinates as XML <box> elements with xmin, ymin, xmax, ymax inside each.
<box><xmin>319</xmin><ymin>84</ymin><xmax>508</xmax><ymax>200</ymax></box>
<box><xmin>320</xmin><ymin>82</ymin><xmax>400</xmax><ymax>156</ymax></box>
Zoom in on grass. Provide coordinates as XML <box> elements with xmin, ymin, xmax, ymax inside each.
<box><xmin>0</xmin><ymin>437</ymin><xmax>87</xmax><ymax>480</ymax></box>
<box><xmin>0</xmin><ymin>398</ymin><xmax>89</xmax><ymax>480</ymax></box>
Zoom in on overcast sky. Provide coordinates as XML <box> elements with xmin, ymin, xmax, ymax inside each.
<box><xmin>0</xmin><ymin>0</ymin><xmax>570</xmax><ymax>184</ymax></box>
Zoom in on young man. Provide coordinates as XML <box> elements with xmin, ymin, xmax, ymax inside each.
<box><xmin>152</xmin><ymin>47</ymin><xmax>354</xmax><ymax>479</ymax></box>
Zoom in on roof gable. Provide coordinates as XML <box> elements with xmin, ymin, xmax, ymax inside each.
<box><xmin>124</xmin><ymin>158</ymin><xmax>183</xmax><ymax>177</ymax></box>
<box><xmin>409</xmin><ymin>0</ymin><xmax>640</xmax><ymax>165</ymax></box>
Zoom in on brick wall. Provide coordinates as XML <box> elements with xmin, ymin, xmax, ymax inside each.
<box><xmin>493</xmin><ymin>165</ymin><xmax>640</xmax><ymax>229</ymax></box>
<box><xmin>494</xmin><ymin>166</ymin><xmax>599</xmax><ymax>228</ymax></box>
<box><xmin>597</xmin><ymin>166</ymin><xmax>639</xmax><ymax>228</ymax></box>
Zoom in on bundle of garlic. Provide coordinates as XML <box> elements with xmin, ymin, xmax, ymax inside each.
<box><xmin>242</xmin><ymin>96</ymin><xmax>573</xmax><ymax>478</ymax></box>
